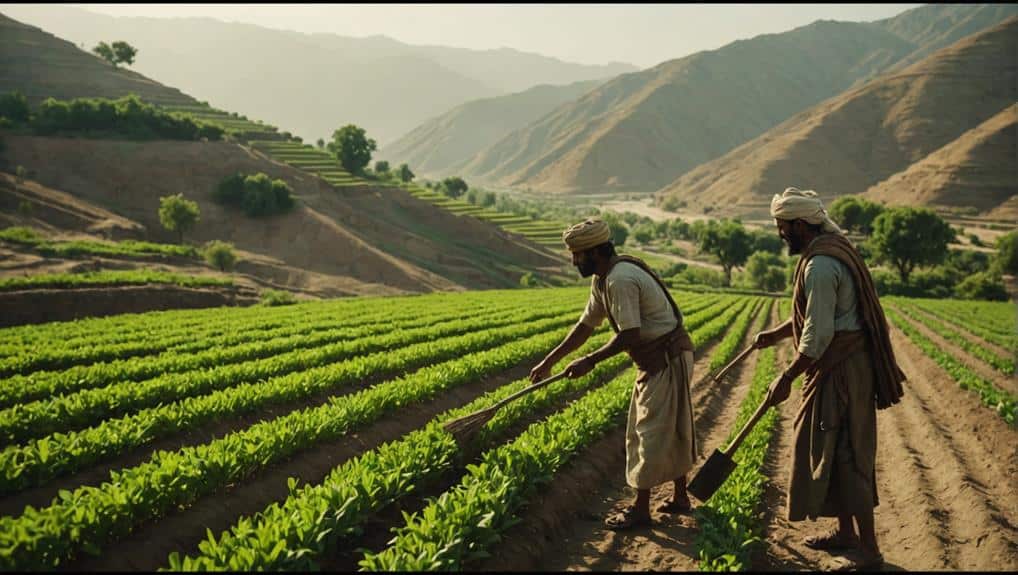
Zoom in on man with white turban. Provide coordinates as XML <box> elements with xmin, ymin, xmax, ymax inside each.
<box><xmin>530</xmin><ymin>217</ymin><xmax>697</xmax><ymax>530</ymax></box>
<box><xmin>753</xmin><ymin>187</ymin><xmax>905</xmax><ymax>571</ymax></box>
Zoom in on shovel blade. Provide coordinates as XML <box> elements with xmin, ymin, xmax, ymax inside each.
<box><xmin>687</xmin><ymin>449</ymin><xmax>738</xmax><ymax>502</ymax></box>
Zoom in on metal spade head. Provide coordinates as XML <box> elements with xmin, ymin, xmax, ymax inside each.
<box><xmin>687</xmin><ymin>448</ymin><xmax>739</xmax><ymax>502</ymax></box>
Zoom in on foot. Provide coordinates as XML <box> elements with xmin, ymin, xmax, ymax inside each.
<box><xmin>604</xmin><ymin>505</ymin><xmax>652</xmax><ymax>530</ymax></box>
<box><xmin>823</xmin><ymin>549</ymin><xmax>884</xmax><ymax>571</ymax></box>
<box><xmin>657</xmin><ymin>497</ymin><xmax>693</xmax><ymax>514</ymax></box>
<box><xmin>803</xmin><ymin>529</ymin><xmax>859</xmax><ymax>551</ymax></box>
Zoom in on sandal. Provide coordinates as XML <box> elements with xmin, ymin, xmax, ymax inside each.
<box><xmin>657</xmin><ymin>497</ymin><xmax>693</xmax><ymax>514</ymax></box>
<box><xmin>604</xmin><ymin>505</ymin><xmax>652</xmax><ymax>530</ymax></box>
<box><xmin>803</xmin><ymin>529</ymin><xmax>859</xmax><ymax>551</ymax></box>
<box><xmin>823</xmin><ymin>551</ymin><xmax>884</xmax><ymax>572</ymax></box>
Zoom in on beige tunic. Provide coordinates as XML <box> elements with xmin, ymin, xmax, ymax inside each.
<box><xmin>580</xmin><ymin>261</ymin><xmax>697</xmax><ymax>489</ymax></box>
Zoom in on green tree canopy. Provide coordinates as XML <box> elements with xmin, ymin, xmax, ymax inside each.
<box><xmin>994</xmin><ymin>230</ymin><xmax>1018</xmax><ymax>276</ymax></box>
<box><xmin>828</xmin><ymin>195</ymin><xmax>885</xmax><ymax>234</ymax></box>
<box><xmin>328</xmin><ymin>124</ymin><xmax>376</xmax><ymax>175</ymax></box>
<box><xmin>158</xmin><ymin>194</ymin><xmax>200</xmax><ymax>244</ymax></box>
<box><xmin>869</xmin><ymin>207</ymin><xmax>955</xmax><ymax>284</ymax></box>
<box><xmin>440</xmin><ymin>176</ymin><xmax>468</xmax><ymax>198</ymax></box>
<box><xmin>397</xmin><ymin>163</ymin><xmax>415</xmax><ymax>183</ymax></box>
<box><xmin>92</xmin><ymin>41</ymin><xmax>137</xmax><ymax>68</ymax></box>
<box><xmin>697</xmin><ymin>219</ymin><xmax>753</xmax><ymax>286</ymax></box>
<box><xmin>743</xmin><ymin>252</ymin><xmax>787</xmax><ymax>292</ymax></box>
<box><xmin>0</xmin><ymin>92</ymin><xmax>30</xmax><ymax>123</ymax></box>
<box><xmin>374</xmin><ymin>160</ymin><xmax>390</xmax><ymax>175</ymax></box>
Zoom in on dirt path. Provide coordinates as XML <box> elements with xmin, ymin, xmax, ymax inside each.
<box><xmin>489</xmin><ymin>302</ymin><xmax>772</xmax><ymax>572</ymax></box>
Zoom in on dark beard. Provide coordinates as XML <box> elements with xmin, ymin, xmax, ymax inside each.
<box><xmin>784</xmin><ymin>234</ymin><xmax>804</xmax><ymax>256</ymax></box>
<box><xmin>576</xmin><ymin>260</ymin><xmax>597</xmax><ymax>278</ymax></box>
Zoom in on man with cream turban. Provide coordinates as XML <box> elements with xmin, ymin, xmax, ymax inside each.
<box><xmin>530</xmin><ymin>217</ymin><xmax>697</xmax><ymax>530</ymax></box>
<box><xmin>753</xmin><ymin>187</ymin><xmax>905</xmax><ymax>571</ymax></box>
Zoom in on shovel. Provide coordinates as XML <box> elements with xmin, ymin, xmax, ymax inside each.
<box><xmin>687</xmin><ymin>383</ymin><xmax>774</xmax><ymax>503</ymax></box>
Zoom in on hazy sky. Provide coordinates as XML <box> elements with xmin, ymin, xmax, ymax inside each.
<box><xmin>78</xmin><ymin>4</ymin><xmax>921</xmax><ymax>68</ymax></box>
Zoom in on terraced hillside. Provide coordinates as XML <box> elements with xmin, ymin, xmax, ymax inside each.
<box><xmin>0</xmin><ymin>288</ymin><xmax>1013</xmax><ymax>571</ymax></box>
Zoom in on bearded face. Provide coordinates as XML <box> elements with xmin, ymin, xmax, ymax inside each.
<box><xmin>777</xmin><ymin>219</ymin><xmax>806</xmax><ymax>255</ymax></box>
<box><xmin>572</xmin><ymin>249</ymin><xmax>598</xmax><ymax>277</ymax></box>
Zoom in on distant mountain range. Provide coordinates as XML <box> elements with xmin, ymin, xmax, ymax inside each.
<box><xmin>0</xmin><ymin>4</ymin><xmax>636</xmax><ymax>146</ymax></box>
<box><xmin>383</xmin><ymin>4</ymin><xmax>1016</xmax><ymax>204</ymax></box>
<box><xmin>655</xmin><ymin>16</ymin><xmax>1017</xmax><ymax>217</ymax></box>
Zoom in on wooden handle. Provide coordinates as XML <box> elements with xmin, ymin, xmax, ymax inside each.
<box><xmin>491</xmin><ymin>371</ymin><xmax>568</xmax><ymax>411</ymax></box>
<box><xmin>722</xmin><ymin>389</ymin><xmax>773</xmax><ymax>457</ymax></box>
<box><xmin>713</xmin><ymin>344</ymin><xmax>756</xmax><ymax>382</ymax></box>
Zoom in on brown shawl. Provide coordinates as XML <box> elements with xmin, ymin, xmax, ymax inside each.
<box><xmin>596</xmin><ymin>255</ymin><xmax>694</xmax><ymax>374</ymax></box>
<box><xmin>791</xmin><ymin>233</ymin><xmax>906</xmax><ymax>409</ymax></box>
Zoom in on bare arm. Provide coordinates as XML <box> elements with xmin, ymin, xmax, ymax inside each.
<box><xmin>563</xmin><ymin>327</ymin><xmax>641</xmax><ymax>378</ymax></box>
<box><xmin>530</xmin><ymin>322</ymin><xmax>595</xmax><ymax>382</ymax></box>
<box><xmin>754</xmin><ymin>316</ymin><xmax>793</xmax><ymax>348</ymax></box>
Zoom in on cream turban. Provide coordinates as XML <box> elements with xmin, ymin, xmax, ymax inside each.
<box><xmin>563</xmin><ymin>218</ymin><xmax>612</xmax><ymax>252</ymax></box>
<box><xmin>770</xmin><ymin>187</ymin><xmax>843</xmax><ymax>234</ymax></box>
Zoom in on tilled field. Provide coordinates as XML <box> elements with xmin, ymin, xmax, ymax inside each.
<box><xmin>0</xmin><ymin>288</ymin><xmax>1014</xmax><ymax>571</ymax></box>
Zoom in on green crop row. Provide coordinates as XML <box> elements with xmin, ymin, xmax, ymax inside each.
<box><xmin>0</xmin><ymin>312</ymin><xmax>577</xmax><ymax>496</ymax></box>
<box><xmin>893</xmin><ymin>302</ymin><xmax>1014</xmax><ymax>375</ymax></box>
<box><xmin>0</xmin><ymin>227</ymin><xmax>198</xmax><ymax>261</ymax></box>
<box><xmin>902</xmin><ymin>298</ymin><xmax>1017</xmax><ymax>352</ymax></box>
<box><xmin>708</xmin><ymin>299</ymin><xmax>770</xmax><ymax>373</ymax></box>
<box><xmin>688</xmin><ymin>297</ymin><xmax>752</xmax><ymax>348</ymax></box>
<box><xmin>0</xmin><ymin>319</ymin><xmax>575</xmax><ymax>569</ymax></box>
<box><xmin>694</xmin><ymin>309</ymin><xmax>779</xmax><ymax>571</ymax></box>
<box><xmin>0</xmin><ymin>298</ymin><xmax>513</xmax><ymax>409</ymax></box>
<box><xmin>0</xmin><ymin>270</ymin><xmax>232</xmax><ymax>292</ymax></box>
<box><xmin>885</xmin><ymin>308</ymin><xmax>1015</xmax><ymax>426</ymax></box>
<box><xmin>166</xmin><ymin>331</ymin><xmax>624</xmax><ymax>571</ymax></box>
<box><xmin>359</xmin><ymin>367</ymin><xmax>635</xmax><ymax>570</ymax></box>
<box><xmin>0</xmin><ymin>304</ymin><xmax>578</xmax><ymax>445</ymax></box>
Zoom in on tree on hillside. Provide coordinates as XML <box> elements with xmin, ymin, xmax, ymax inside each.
<box><xmin>315</xmin><ymin>138</ymin><xmax>325</xmax><ymax>150</ymax></box>
<box><xmin>374</xmin><ymin>160</ymin><xmax>390</xmax><ymax>177</ymax></box>
<box><xmin>440</xmin><ymin>176</ymin><xmax>469</xmax><ymax>198</ymax></box>
<box><xmin>869</xmin><ymin>207</ymin><xmax>955</xmax><ymax>285</ymax></box>
<box><xmin>92</xmin><ymin>41</ymin><xmax>137</xmax><ymax>68</ymax></box>
<box><xmin>328</xmin><ymin>124</ymin><xmax>376</xmax><ymax>175</ymax></box>
<box><xmin>397</xmin><ymin>163</ymin><xmax>415</xmax><ymax>183</ymax></box>
<box><xmin>698</xmin><ymin>219</ymin><xmax>753</xmax><ymax>286</ymax></box>
<box><xmin>994</xmin><ymin>230</ymin><xmax>1018</xmax><ymax>277</ymax></box>
<box><xmin>0</xmin><ymin>92</ymin><xmax>30</xmax><ymax>124</ymax></box>
<box><xmin>828</xmin><ymin>195</ymin><xmax>885</xmax><ymax>235</ymax></box>
<box><xmin>158</xmin><ymin>193</ymin><xmax>200</xmax><ymax>244</ymax></box>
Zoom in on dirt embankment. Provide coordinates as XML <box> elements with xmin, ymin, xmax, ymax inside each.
<box><xmin>0</xmin><ymin>134</ymin><xmax>564</xmax><ymax>298</ymax></box>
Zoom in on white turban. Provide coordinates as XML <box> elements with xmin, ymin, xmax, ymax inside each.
<box><xmin>770</xmin><ymin>187</ymin><xmax>843</xmax><ymax>234</ymax></box>
<box><xmin>563</xmin><ymin>218</ymin><xmax>612</xmax><ymax>252</ymax></box>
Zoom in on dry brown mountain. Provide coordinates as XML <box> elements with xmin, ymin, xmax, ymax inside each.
<box><xmin>452</xmin><ymin>4</ymin><xmax>1016</xmax><ymax>196</ymax></box>
<box><xmin>378</xmin><ymin>79</ymin><xmax>603</xmax><ymax>178</ymax></box>
<box><xmin>861</xmin><ymin>104</ymin><xmax>1016</xmax><ymax>213</ymax></box>
<box><xmin>655</xmin><ymin>16</ymin><xmax>1018</xmax><ymax>218</ymax></box>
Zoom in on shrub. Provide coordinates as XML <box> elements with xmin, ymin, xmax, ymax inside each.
<box><xmin>212</xmin><ymin>172</ymin><xmax>295</xmax><ymax>217</ymax></box>
<box><xmin>260</xmin><ymin>289</ymin><xmax>297</xmax><ymax>306</ymax></box>
<box><xmin>968</xmin><ymin>233</ymin><xmax>984</xmax><ymax>247</ymax></box>
<box><xmin>0</xmin><ymin>92</ymin><xmax>30</xmax><ymax>124</ymax></box>
<box><xmin>202</xmin><ymin>240</ymin><xmax>237</xmax><ymax>272</ymax></box>
<box><xmin>158</xmin><ymin>194</ymin><xmax>200</xmax><ymax>244</ymax></box>
<box><xmin>954</xmin><ymin>271</ymin><xmax>1008</xmax><ymax>301</ymax></box>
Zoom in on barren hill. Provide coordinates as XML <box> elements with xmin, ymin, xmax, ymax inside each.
<box><xmin>1</xmin><ymin>135</ymin><xmax>564</xmax><ymax>295</ymax></box>
<box><xmin>449</xmin><ymin>4</ymin><xmax>1016</xmax><ymax>195</ymax></box>
<box><xmin>378</xmin><ymin>79</ymin><xmax>602</xmax><ymax>179</ymax></box>
<box><xmin>0</xmin><ymin>12</ymin><xmax>196</xmax><ymax>106</ymax></box>
<box><xmin>655</xmin><ymin>16</ymin><xmax>1018</xmax><ymax>218</ymax></box>
<box><xmin>861</xmin><ymin>104</ymin><xmax>1016</xmax><ymax>213</ymax></box>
